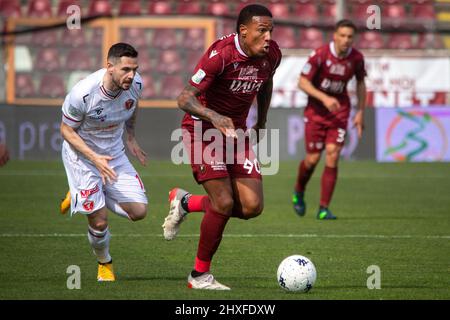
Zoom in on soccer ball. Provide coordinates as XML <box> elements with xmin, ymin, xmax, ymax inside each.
<box><xmin>277</xmin><ymin>255</ymin><xmax>317</xmax><ymax>292</ymax></box>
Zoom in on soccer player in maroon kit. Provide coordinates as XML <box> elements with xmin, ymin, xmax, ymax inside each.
<box><xmin>293</xmin><ymin>19</ymin><xmax>366</xmax><ymax>220</ymax></box>
<box><xmin>162</xmin><ymin>4</ymin><xmax>281</xmax><ymax>290</ymax></box>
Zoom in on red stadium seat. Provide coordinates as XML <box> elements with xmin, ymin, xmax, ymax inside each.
<box><xmin>268</xmin><ymin>2</ymin><xmax>290</xmax><ymax>19</ymax></box>
<box><xmin>88</xmin><ymin>0</ymin><xmax>112</xmax><ymax>16</ymax></box>
<box><xmin>28</xmin><ymin>0</ymin><xmax>52</xmax><ymax>18</ymax></box>
<box><xmin>0</xmin><ymin>0</ymin><xmax>21</xmax><ymax>18</ymax></box>
<box><xmin>351</xmin><ymin>3</ymin><xmax>371</xmax><ymax>24</ymax></box>
<box><xmin>121</xmin><ymin>27</ymin><xmax>148</xmax><ymax>49</ymax></box>
<box><xmin>322</xmin><ymin>3</ymin><xmax>337</xmax><ymax>24</ymax></box>
<box><xmin>182</xmin><ymin>28</ymin><xmax>205</xmax><ymax>51</ymax></box>
<box><xmin>186</xmin><ymin>50</ymin><xmax>203</xmax><ymax>70</ymax></box>
<box><xmin>299</xmin><ymin>28</ymin><xmax>324</xmax><ymax>49</ymax></box>
<box><xmin>384</xmin><ymin>4</ymin><xmax>407</xmax><ymax>27</ymax></box>
<box><xmin>15</xmin><ymin>73</ymin><xmax>36</xmax><ymax>98</ymax></box>
<box><xmin>293</xmin><ymin>3</ymin><xmax>319</xmax><ymax>25</ymax></box>
<box><xmin>160</xmin><ymin>75</ymin><xmax>185</xmax><ymax>99</ymax></box>
<box><xmin>148</xmin><ymin>1</ymin><xmax>173</xmax><ymax>15</ymax></box>
<box><xmin>91</xmin><ymin>28</ymin><xmax>104</xmax><ymax>47</ymax></box>
<box><xmin>35</xmin><ymin>48</ymin><xmax>61</xmax><ymax>72</ymax></box>
<box><xmin>139</xmin><ymin>75</ymin><xmax>157</xmax><ymax>99</ymax></box>
<box><xmin>206</xmin><ymin>2</ymin><xmax>230</xmax><ymax>16</ymax></box>
<box><xmin>411</xmin><ymin>4</ymin><xmax>435</xmax><ymax>21</ymax></box>
<box><xmin>39</xmin><ymin>73</ymin><xmax>66</xmax><ymax>98</ymax></box>
<box><xmin>357</xmin><ymin>31</ymin><xmax>385</xmax><ymax>49</ymax></box>
<box><xmin>417</xmin><ymin>33</ymin><xmax>444</xmax><ymax>49</ymax></box>
<box><xmin>57</xmin><ymin>0</ymin><xmax>81</xmax><ymax>17</ymax></box>
<box><xmin>61</xmin><ymin>28</ymin><xmax>87</xmax><ymax>48</ymax></box>
<box><xmin>387</xmin><ymin>33</ymin><xmax>414</xmax><ymax>49</ymax></box>
<box><xmin>156</xmin><ymin>50</ymin><xmax>182</xmax><ymax>74</ymax></box>
<box><xmin>32</xmin><ymin>29</ymin><xmax>59</xmax><ymax>47</ymax></box>
<box><xmin>272</xmin><ymin>26</ymin><xmax>297</xmax><ymax>49</ymax></box>
<box><xmin>177</xmin><ymin>0</ymin><xmax>202</xmax><ymax>15</ymax></box>
<box><xmin>152</xmin><ymin>28</ymin><xmax>178</xmax><ymax>49</ymax></box>
<box><xmin>119</xmin><ymin>0</ymin><xmax>141</xmax><ymax>16</ymax></box>
<box><xmin>66</xmin><ymin>48</ymin><xmax>92</xmax><ymax>71</ymax></box>
<box><xmin>136</xmin><ymin>49</ymin><xmax>152</xmax><ymax>74</ymax></box>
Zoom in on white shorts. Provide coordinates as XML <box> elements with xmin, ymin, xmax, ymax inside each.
<box><xmin>62</xmin><ymin>143</ymin><xmax>148</xmax><ymax>215</ymax></box>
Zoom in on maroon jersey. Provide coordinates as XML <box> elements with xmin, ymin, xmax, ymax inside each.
<box><xmin>182</xmin><ymin>33</ymin><xmax>282</xmax><ymax>130</ymax></box>
<box><xmin>301</xmin><ymin>42</ymin><xmax>366</xmax><ymax>123</ymax></box>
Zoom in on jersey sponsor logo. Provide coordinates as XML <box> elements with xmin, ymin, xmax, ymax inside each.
<box><xmin>80</xmin><ymin>184</ymin><xmax>99</xmax><ymax>198</ymax></box>
<box><xmin>209</xmin><ymin>49</ymin><xmax>219</xmax><ymax>58</ymax></box>
<box><xmin>82</xmin><ymin>200</ymin><xmax>94</xmax><ymax>212</ymax></box>
<box><xmin>229</xmin><ymin>79</ymin><xmax>263</xmax><ymax>94</ymax></box>
<box><xmin>95</xmin><ymin>107</ymin><xmax>103</xmax><ymax>115</ymax></box>
<box><xmin>320</xmin><ymin>78</ymin><xmax>345</xmax><ymax>94</ymax></box>
<box><xmin>124</xmin><ymin>99</ymin><xmax>134</xmax><ymax>110</ymax></box>
<box><xmin>191</xmin><ymin>69</ymin><xmax>206</xmax><ymax>84</ymax></box>
<box><xmin>88</xmin><ymin>114</ymin><xmax>107</xmax><ymax>122</ymax></box>
<box><xmin>329</xmin><ymin>63</ymin><xmax>346</xmax><ymax>76</ymax></box>
<box><xmin>238</xmin><ymin>65</ymin><xmax>259</xmax><ymax>80</ymax></box>
<box><xmin>302</xmin><ymin>62</ymin><xmax>312</xmax><ymax>75</ymax></box>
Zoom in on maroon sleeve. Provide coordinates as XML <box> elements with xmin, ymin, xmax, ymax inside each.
<box><xmin>300</xmin><ymin>49</ymin><xmax>322</xmax><ymax>81</ymax></box>
<box><xmin>355</xmin><ymin>54</ymin><xmax>367</xmax><ymax>81</ymax></box>
<box><xmin>188</xmin><ymin>47</ymin><xmax>224</xmax><ymax>93</ymax></box>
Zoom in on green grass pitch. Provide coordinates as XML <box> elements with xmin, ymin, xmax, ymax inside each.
<box><xmin>0</xmin><ymin>160</ymin><xmax>449</xmax><ymax>300</ymax></box>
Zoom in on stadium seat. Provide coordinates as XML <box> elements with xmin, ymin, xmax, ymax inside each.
<box><xmin>121</xmin><ymin>27</ymin><xmax>148</xmax><ymax>49</ymax></box>
<box><xmin>35</xmin><ymin>47</ymin><xmax>61</xmax><ymax>72</ymax></box>
<box><xmin>27</xmin><ymin>0</ymin><xmax>52</xmax><ymax>18</ymax></box>
<box><xmin>139</xmin><ymin>75</ymin><xmax>157</xmax><ymax>99</ymax></box>
<box><xmin>0</xmin><ymin>0</ymin><xmax>21</xmax><ymax>18</ymax></box>
<box><xmin>88</xmin><ymin>0</ymin><xmax>112</xmax><ymax>16</ymax></box>
<box><xmin>148</xmin><ymin>1</ymin><xmax>173</xmax><ymax>15</ymax></box>
<box><xmin>32</xmin><ymin>29</ymin><xmax>59</xmax><ymax>47</ymax></box>
<box><xmin>299</xmin><ymin>28</ymin><xmax>324</xmax><ymax>49</ymax></box>
<box><xmin>268</xmin><ymin>2</ymin><xmax>290</xmax><ymax>19</ymax></box>
<box><xmin>66</xmin><ymin>48</ymin><xmax>92</xmax><ymax>71</ymax></box>
<box><xmin>384</xmin><ymin>4</ymin><xmax>407</xmax><ymax>27</ymax></box>
<box><xmin>156</xmin><ymin>50</ymin><xmax>182</xmax><ymax>74</ymax></box>
<box><xmin>61</xmin><ymin>28</ymin><xmax>87</xmax><ymax>48</ymax></box>
<box><xmin>272</xmin><ymin>26</ymin><xmax>297</xmax><ymax>49</ymax></box>
<box><xmin>186</xmin><ymin>50</ymin><xmax>203</xmax><ymax>70</ymax></box>
<box><xmin>39</xmin><ymin>73</ymin><xmax>65</xmax><ymax>98</ymax></box>
<box><xmin>182</xmin><ymin>28</ymin><xmax>205</xmax><ymax>51</ymax></box>
<box><xmin>322</xmin><ymin>3</ymin><xmax>337</xmax><ymax>25</ymax></box>
<box><xmin>118</xmin><ymin>0</ymin><xmax>141</xmax><ymax>16</ymax></box>
<box><xmin>351</xmin><ymin>3</ymin><xmax>371</xmax><ymax>25</ymax></box>
<box><xmin>152</xmin><ymin>28</ymin><xmax>178</xmax><ymax>49</ymax></box>
<box><xmin>15</xmin><ymin>73</ymin><xmax>36</xmax><ymax>98</ymax></box>
<box><xmin>206</xmin><ymin>1</ymin><xmax>230</xmax><ymax>16</ymax></box>
<box><xmin>387</xmin><ymin>33</ymin><xmax>414</xmax><ymax>49</ymax></box>
<box><xmin>136</xmin><ymin>49</ymin><xmax>152</xmax><ymax>74</ymax></box>
<box><xmin>177</xmin><ymin>0</ymin><xmax>203</xmax><ymax>15</ymax></box>
<box><xmin>57</xmin><ymin>0</ymin><xmax>81</xmax><ymax>17</ymax></box>
<box><xmin>357</xmin><ymin>31</ymin><xmax>385</xmax><ymax>49</ymax></box>
<box><xmin>91</xmin><ymin>28</ymin><xmax>104</xmax><ymax>47</ymax></box>
<box><xmin>417</xmin><ymin>32</ymin><xmax>444</xmax><ymax>49</ymax></box>
<box><xmin>411</xmin><ymin>3</ymin><xmax>435</xmax><ymax>21</ymax></box>
<box><xmin>293</xmin><ymin>3</ymin><xmax>319</xmax><ymax>25</ymax></box>
<box><xmin>160</xmin><ymin>75</ymin><xmax>184</xmax><ymax>99</ymax></box>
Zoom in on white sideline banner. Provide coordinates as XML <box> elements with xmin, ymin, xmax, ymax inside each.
<box><xmin>272</xmin><ymin>56</ymin><xmax>450</xmax><ymax>108</ymax></box>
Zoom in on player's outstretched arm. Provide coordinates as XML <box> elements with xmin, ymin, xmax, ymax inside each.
<box><xmin>177</xmin><ymin>84</ymin><xmax>237</xmax><ymax>138</ymax></box>
<box><xmin>353</xmin><ymin>79</ymin><xmax>366</xmax><ymax>138</ymax></box>
<box><xmin>125</xmin><ymin>104</ymin><xmax>148</xmax><ymax>166</ymax></box>
<box><xmin>60</xmin><ymin>122</ymin><xmax>117</xmax><ymax>184</ymax></box>
<box><xmin>298</xmin><ymin>76</ymin><xmax>340</xmax><ymax>112</ymax></box>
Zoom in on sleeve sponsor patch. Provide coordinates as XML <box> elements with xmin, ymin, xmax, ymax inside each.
<box><xmin>191</xmin><ymin>69</ymin><xmax>206</xmax><ymax>84</ymax></box>
<box><xmin>302</xmin><ymin>62</ymin><xmax>312</xmax><ymax>75</ymax></box>
<box><xmin>68</xmin><ymin>105</ymin><xmax>83</xmax><ymax>118</ymax></box>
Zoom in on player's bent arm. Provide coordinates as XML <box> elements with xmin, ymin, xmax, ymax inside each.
<box><xmin>60</xmin><ymin>122</ymin><xmax>99</xmax><ymax>162</ymax></box>
<box><xmin>298</xmin><ymin>76</ymin><xmax>329</xmax><ymax>104</ymax></box>
<box><xmin>177</xmin><ymin>84</ymin><xmax>236</xmax><ymax>137</ymax></box>
<box><xmin>255</xmin><ymin>77</ymin><xmax>273</xmax><ymax>128</ymax></box>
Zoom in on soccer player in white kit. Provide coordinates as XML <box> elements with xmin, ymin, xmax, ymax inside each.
<box><xmin>60</xmin><ymin>43</ymin><xmax>148</xmax><ymax>281</ymax></box>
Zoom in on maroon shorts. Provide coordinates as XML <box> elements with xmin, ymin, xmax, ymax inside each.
<box><xmin>304</xmin><ymin>118</ymin><xmax>348</xmax><ymax>153</ymax></box>
<box><xmin>183</xmin><ymin>124</ymin><xmax>262</xmax><ymax>184</ymax></box>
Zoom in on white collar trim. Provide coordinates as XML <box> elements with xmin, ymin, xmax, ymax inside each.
<box><xmin>330</xmin><ymin>41</ymin><xmax>352</xmax><ymax>58</ymax></box>
<box><xmin>234</xmin><ymin>34</ymin><xmax>248</xmax><ymax>57</ymax></box>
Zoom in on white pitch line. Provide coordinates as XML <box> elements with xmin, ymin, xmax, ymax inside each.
<box><xmin>0</xmin><ymin>233</ymin><xmax>448</xmax><ymax>239</ymax></box>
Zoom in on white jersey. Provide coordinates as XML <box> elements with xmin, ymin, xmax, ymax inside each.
<box><xmin>61</xmin><ymin>68</ymin><xmax>143</xmax><ymax>159</ymax></box>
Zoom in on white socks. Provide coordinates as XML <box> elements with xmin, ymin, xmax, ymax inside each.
<box><xmin>105</xmin><ymin>196</ymin><xmax>130</xmax><ymax>220</ymax></box>
<box><xmin>87</xmin><ymin>226</ymin><xmax>112</xmax><ymax>264</ymax></box>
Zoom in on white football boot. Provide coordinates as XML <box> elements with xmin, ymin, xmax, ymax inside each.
<box><xmin>162</xmin><ymin>188</ymin><xmax>188</xmax><ymax>240</ymax></box>
<box><xmin>187</xmin><ymin>273</ymin><xmax>231</xmax><ymax>290</ymax></box>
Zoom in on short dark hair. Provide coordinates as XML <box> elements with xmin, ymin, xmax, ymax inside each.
<box><xmin>236</xmin><ymin>4</ymin><xmax>272</xmax><ymax>34</ymax></box>
<box><xmin>335</xmin><ymin>19</ymin><xmax>357</xmax><ymax>32</ymax></box>
<box><xmin>107</xmin><ymin>43</ymin><xmax>138</xmax><ymax>62</ymax></box>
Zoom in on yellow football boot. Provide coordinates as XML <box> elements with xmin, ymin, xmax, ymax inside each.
<box><xmin>97</xmin><ymin>261</ymin><xmax>115</xmax><ymax>282</ymax></box>
<box><xmin>60</xmin><ymin>191</ymin><xmax>71</xmax><ymax>215</ymax></box>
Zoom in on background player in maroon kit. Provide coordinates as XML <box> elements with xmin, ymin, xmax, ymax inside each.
<box><xmin>162</xmin><ymin>4</ymin><xmax>281</xmax><ymax>290</ymax></box>
<box><xmin>293</xmin><ymin>19</ymin><xmax>367</xmax><ymax>220</ymax></box>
